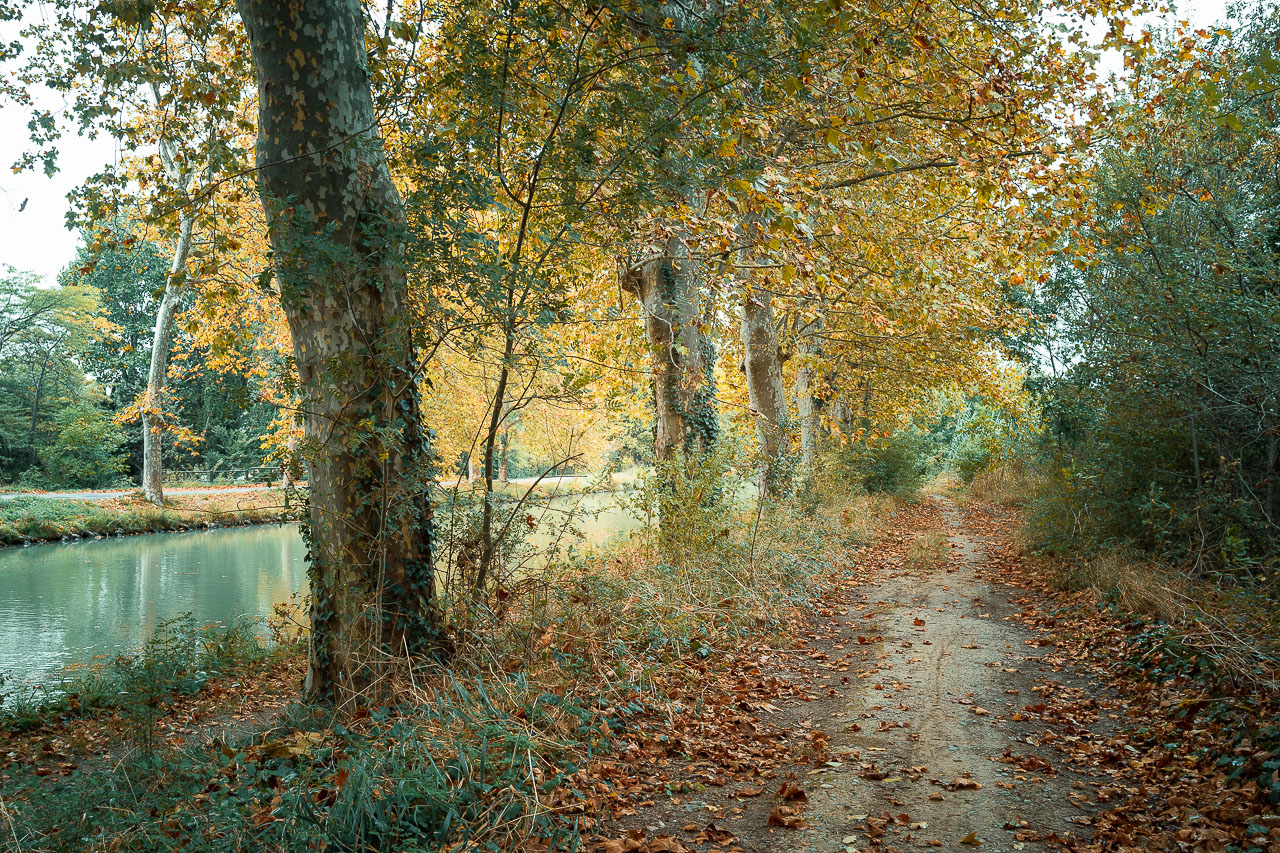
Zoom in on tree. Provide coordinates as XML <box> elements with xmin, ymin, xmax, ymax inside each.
<box><xmin>236</xmin><ymin>0</ymin><xmax>440</xmax><ymax>703</ymax></box>
<box><xmin>18</xmin><ymin>0</ymin><xmax>257</xmax><ymax>503</ymax></box>
<box><xmin>738</xmin><ymin>251</ymin><xmax>793</xmax><ymax>499</ymax></box>
<box><xmin>60</xmin><ymin>230</ymin><xmax>168</xmax><ymax>413</ymax></box>
<box><xmin>1031</xmin><ymin>14</ymin><xmax>1280</xmax><ymax>569</ymax></box>
<box><xmin>39</xmin><ymin>401</ymin><xmax>128</xmax><ymax>488</ymax></box>
<box><xmin>622</xmin><ymin>235</ymin><xmax>719</xmax><ymax>462</ymax></box>
<box><xmin>0</xmin><ymin>267</ymin><xmax>102</xmax><ymax>481</ymax></box>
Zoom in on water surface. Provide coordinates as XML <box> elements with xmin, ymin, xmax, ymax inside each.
<box><xmin>0</xmin><ymin>492</ymin><xmax>637</xmax><ymax>688</ymax></box>
<box><xmin>0</xmin><ymin>523</ymin><xmax>308</xmax><ymax>690</ymax></box>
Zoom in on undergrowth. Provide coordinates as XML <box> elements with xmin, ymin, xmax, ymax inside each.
<box><xmin>963</xmin><ymin>471</ymin><xmax>1280</xmax><ymax>697</ymax></box>
<box><xmin>955</xmin><ymin>465</ymin><xmax>1035</xmax><ymax>507</ymax></box>
<box><xmin>1049</xmin><ymin>547</ymin><xmax>1280</xmax><ymax>696</ymax></box>
<box><xmin>1</xmin><ymin>616</ymin><xmax>279</xmax><ymax>737</ymax></box>
<box><xmin>905</xmin><ymin>530</ymin><xmax>948</xmax><ymax>570</ymax></box>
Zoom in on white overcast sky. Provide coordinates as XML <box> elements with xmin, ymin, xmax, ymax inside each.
<box><xmin>0</xmin><ymin>0</ymin><xmax>1234</xmax><ymax>285</ymax></box>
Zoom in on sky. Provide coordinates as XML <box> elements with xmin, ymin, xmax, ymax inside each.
<box><xmin>0</xmin><ymin>0</ymin><xmax>1235</xmax><ymax>286</ymax></box>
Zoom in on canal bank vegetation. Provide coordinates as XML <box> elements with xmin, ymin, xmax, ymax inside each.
<box><xmin>1</xmin><ymin>446</ymin><xmax>894</xmax><ymax>851</ymax></box>
<box><xmin>0</xmin><ymin>490</ymin><xmax>301</xmax><ymax>547</ymax></box>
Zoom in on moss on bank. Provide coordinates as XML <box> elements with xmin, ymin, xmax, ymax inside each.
<box><xmin>0</xmin><ymin>490</ymin><xmax>301</xmax><ymax>547</ymax></box>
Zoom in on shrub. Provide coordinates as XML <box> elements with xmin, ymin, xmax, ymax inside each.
<box><xmin>814</xmin><ymin>430</ymin><xmax>933</xmax><ymax>501</ymax></box>
<box><xmin>1</xmin><ymin>615</ymin><xmax>272</xmax><ymax>737</ymax></box>
<box><xmin>621</xmin><ymin>439</ymin><xmax>754</xmax><ymax>566</ymax></box>
<box><xmin>38</xmin><ymin>402</ymin><xmax>128</xmax><ymax>488</ymax></box>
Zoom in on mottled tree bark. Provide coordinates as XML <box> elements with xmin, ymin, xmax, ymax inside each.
<box><xmin>622</xmin><ymin>234</ymin><xmax>718</xmax><ymax>462</ymax></box>
<box><xmin>140</xmin><ymin>213</ymin><xmax>193</xmax><ymax>505</ymax></box>
<box><xmin>740</xmin><ymin>290</ymin><xmax>791</xmax><ymax>499</ymax></box>
<box><xmin>280</xmin><ymin>430</ymin><xmax>299</xmax><ymax>489</ymax></box>
<box><xmin>238</xmin><ymin>0</ymin><xmax>439</xmax><ymax>704</ymax></box>
<box><xmin>793</xmin><ymin>314</ymin><xmax>822</xmax><ymax>471</ymax></box>
<box><xmin>140</xmin><ymin>81</ymin><xmax>199</xmax><ymax>506</ymax></box>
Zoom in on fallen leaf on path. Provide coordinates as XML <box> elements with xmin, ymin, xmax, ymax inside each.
<box><xmin>693</xmin><ymin>824</ymin><xmax>734</xmax><ymax>844</ymax></box>
<box><xmin>776</xmin><ymin>781</ymin><xmax>807</xmax><ymax>802</ymax></box>
<box><xmin>949</xmin><ymin>777</ymin><xmax>983</xmax><ymax>790</ymax></box>
<box><xmin>767</xmin><ymin>803</ymin><xmax>806</xmax><ymax>829</ymax></box>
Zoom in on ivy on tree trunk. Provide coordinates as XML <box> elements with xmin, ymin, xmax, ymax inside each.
<box><xmin>622</xmin><ymin>233</ymin><xmax>719</xmax><ymax>463</ymax></box>
<box><xmin>237</xmin><ymin>0</ymin><xmax>442</xmax><ymax>705</ymax></box>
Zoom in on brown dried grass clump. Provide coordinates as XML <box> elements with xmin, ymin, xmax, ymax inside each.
<box><xmin>905</xmin><ymin>529</ymin><xmax>948</xmax><ymax>570</ymax></box>
<box><xmin>964</xmin><ymin>466</ymin><xmax>1037</xmax><ymax>507</ymax></box>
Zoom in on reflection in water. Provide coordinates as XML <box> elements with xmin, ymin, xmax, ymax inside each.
<box><xmin>0</xmin><ymin>524</ymin><xmax>308</xmax><ymax>689</ymax></box>
<box><xmin>0</xmin><ymin>492</ymin><xmax>638</xmax><ymax>687</ymax></box>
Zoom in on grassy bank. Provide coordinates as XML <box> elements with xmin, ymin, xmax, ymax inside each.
<box><xmin>0</xmin><ymin>480</ymin><xmax>889</xmax><ymax>851</ymax></box>
<box><xmin>958</xmin><ymin>466</ymin><xmax>1280</xmax><ymax>692</ymax></box>
<box><xmin>0</xmin><ymin>490</ymin><xmax>301</xmax><ymax>547</ymax></box>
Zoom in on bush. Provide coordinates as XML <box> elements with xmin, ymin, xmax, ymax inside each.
<box><xmin>1</xmin><ymin>615</ymin><xmax>272</xmax><ymax>737</ymax></box>
<box><xmin>38</xmin><ymin>402</ymin><xmax>128</xmax><ymax>488</ymax></box>
<box><xmin>1022</xmin><ymin>18</ymin><xmax>1280</xmax><ymax>574</ymax></box>
<box><xmin>952</xmin><ymin>435</ymin><xmax>994</xmax><ymax>484</ymax></box>
<box><xmin>621</xmin><ymin>440</ymin><xmax>753</xmax><ymax>566</ymax></box>
<box><xmin>815</xmin><ymin>430</ymin><xmax>933</xmax><ymax>501</ymax></box>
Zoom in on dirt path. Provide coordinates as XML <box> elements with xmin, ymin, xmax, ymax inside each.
<box><xmin>601</xmin><ymin>497</ymin><xmax>1118</xmax><ymax>853</ymax></box>
<box><xmin>782</xmin><ymin>498</ymin><xmax>1110</xmax><ymax>852</ymax></box>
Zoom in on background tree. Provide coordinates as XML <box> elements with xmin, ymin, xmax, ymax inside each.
<box><xmin>1030</xmin><ymin>15</ymin><xmax>1280</xmax><ymax>570</ymax></box>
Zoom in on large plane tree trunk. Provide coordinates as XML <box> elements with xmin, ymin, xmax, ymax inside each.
<box><xmin>793</xmin><ymin>314</ymin><xmax>823</xmax><ymax>472</ymax></box>
<box><xmin>622</xmin><ymin>234</ymin><xmax>718</xmax><ymax>462</ymax></box>
<box><xmin>740</xmin><ymin>290</ymin><xmax>791</xmax><ymax>499</ymax></box>
<box><xmin>238</xmin><ymin>0</ymin><xmax>440</xmax><ymax>705</ymax></box>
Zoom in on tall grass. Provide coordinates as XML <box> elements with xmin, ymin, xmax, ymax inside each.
<box><xmin>962</xmin><ymin>464</ymin><xmax>1036</xmax><ymax>507</ymax></box>
<box><xmin>0</xmin><ymin>615</ymin><xmax>278</xmax><ymax>736</ymax></box>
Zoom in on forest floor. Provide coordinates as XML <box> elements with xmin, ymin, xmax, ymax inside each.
<box><xmin>591</xmin><ymin>498</ymin><xmax>1280</xmax><ymax>853</ymax></box>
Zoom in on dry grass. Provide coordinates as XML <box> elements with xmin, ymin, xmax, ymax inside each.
<box><xmin>1056</xmin><ymin>547</ymin><xmax>1190</xmax><ymax>621</ymax></box>
<box><xmin>962</xmin><ymin>465</ymin><xmax>1038</xmax><ymax>507</ymax></box>
<box><xmin>1046</xmin><ymin>545</ymin><xmax>1280</xmax><ymax>693</ymax></box>
<box><xmin>838</xmin><ymin>492</ymin><xmax>893</xmax><ymax>543</ymax></box>
<box><xmin>922</xmin><ymin>471</ymin><xmax>962</xmax><ymax>497</ymax></box>
<box><xmin>905</xmin><ymin>529</ymin><xmax>948</xmax><ymax>570</ymax></box>
<box><xmin>1</xmin><ymin>471</ymin><xmax>900</xmax><ymax>853</ymax></box>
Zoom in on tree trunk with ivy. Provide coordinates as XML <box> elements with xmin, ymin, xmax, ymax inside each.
<box><xmin>238</xmin><ymin>0</ymin><xmax>440</xmax><ymax>705</ymax></box>
<box><xmin>740</xmin><ymin>290</ymin><xmax>791</xmax><ymax>499</ymax></box>
<box><xmin>622</xmin><ymin>234</ymin><xmax>719</xmax><ymax>462</ymax></box>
